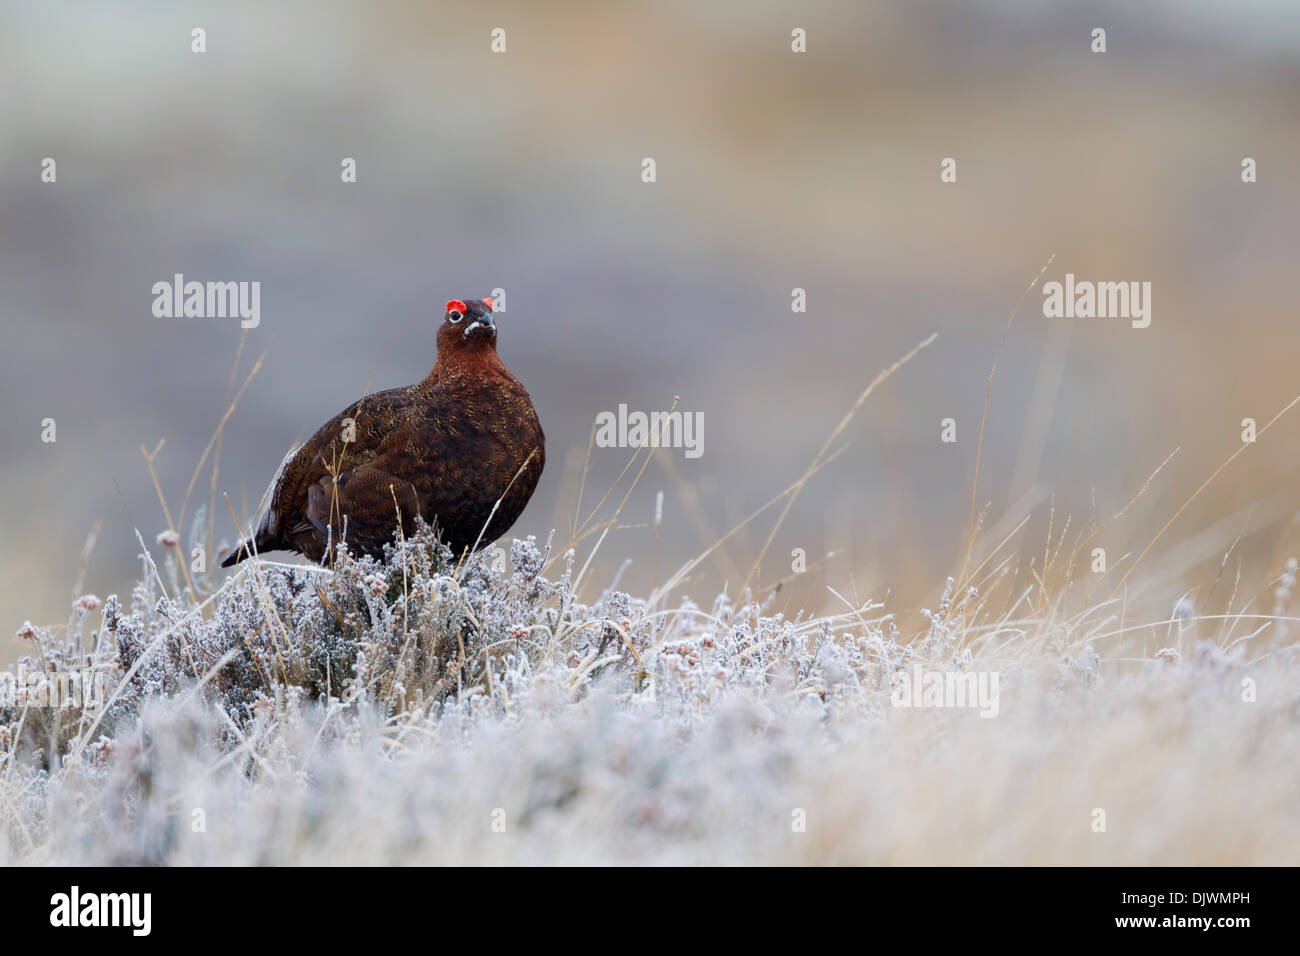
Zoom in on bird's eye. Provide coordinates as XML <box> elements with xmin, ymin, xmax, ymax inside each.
<box><xmin>448</xmin><ymin>311</ymin><xmax>463</xmax><ymax>323</ymax></box>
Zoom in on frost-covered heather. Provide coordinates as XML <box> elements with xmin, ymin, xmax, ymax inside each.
<box><xmin>2</xmin><ymin>523</ymin><xmax>1299</xmax><ymax>865</ymax></box>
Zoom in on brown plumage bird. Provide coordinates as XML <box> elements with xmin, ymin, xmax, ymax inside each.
<box><xmin>221</xmin><ymin>297</ymin><xmax>544</xmax><ymax>567</ymax></box>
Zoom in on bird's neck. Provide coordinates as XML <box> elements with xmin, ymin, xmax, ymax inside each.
<box><xmin>423</xmin><ymin>347</ymin><xmax>509</xmax><ymax>389</ymax></box>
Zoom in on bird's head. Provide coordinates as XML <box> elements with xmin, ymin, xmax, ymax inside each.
<box><xmin>437</xmin><ymin>297</ymin><xmax>497</xmax><ymax>353</ymax></box>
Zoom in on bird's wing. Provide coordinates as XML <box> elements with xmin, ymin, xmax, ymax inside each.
<box><xmin>268</xmin><ymin>386</ymin><xmax>414</xmax><ymax>535</ymax></box>
<box><xmin>298</xmin><ymin>445</ymin><xmax>424</xmax><ymax>555</ymax></box>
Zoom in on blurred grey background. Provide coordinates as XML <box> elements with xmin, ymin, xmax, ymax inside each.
<box><xmin>4</xmin><ymin>0</ymin><xmax>1300</xmax><ymax>665</ymax></box>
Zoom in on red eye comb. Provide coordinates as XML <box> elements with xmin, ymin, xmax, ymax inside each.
<box><xmin>481</xmin><ymin>297</ymin><xmax>494</xmax><ymax>311</ymax></box>
<box><xmin>445</xmin><ymin>299</ymin><xmax>467</xmax><ymax>314</ymax></box>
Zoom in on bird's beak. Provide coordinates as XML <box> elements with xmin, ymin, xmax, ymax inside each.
<box><xmin>464</xmin><ymin>314</ymin><xmax>496</xmax><ymax>338</ymax></box>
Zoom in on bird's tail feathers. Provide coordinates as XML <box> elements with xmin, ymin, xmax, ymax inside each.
<box><xmin>220</xmin><ymin>534</ymin><xmax>266</xmax><ymax>568</ymax></box>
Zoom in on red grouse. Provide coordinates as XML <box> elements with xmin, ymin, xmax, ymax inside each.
<box><xmin>222</xmin><ymin>298</ymin><xmax>544</xmax><ymax>567</ymax></box>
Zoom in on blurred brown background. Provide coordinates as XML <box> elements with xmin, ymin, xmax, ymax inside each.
<box><xmin>3</xmin><ymin>0</ymin><xmax>1299</xmax><ymax>666</ymax></box>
